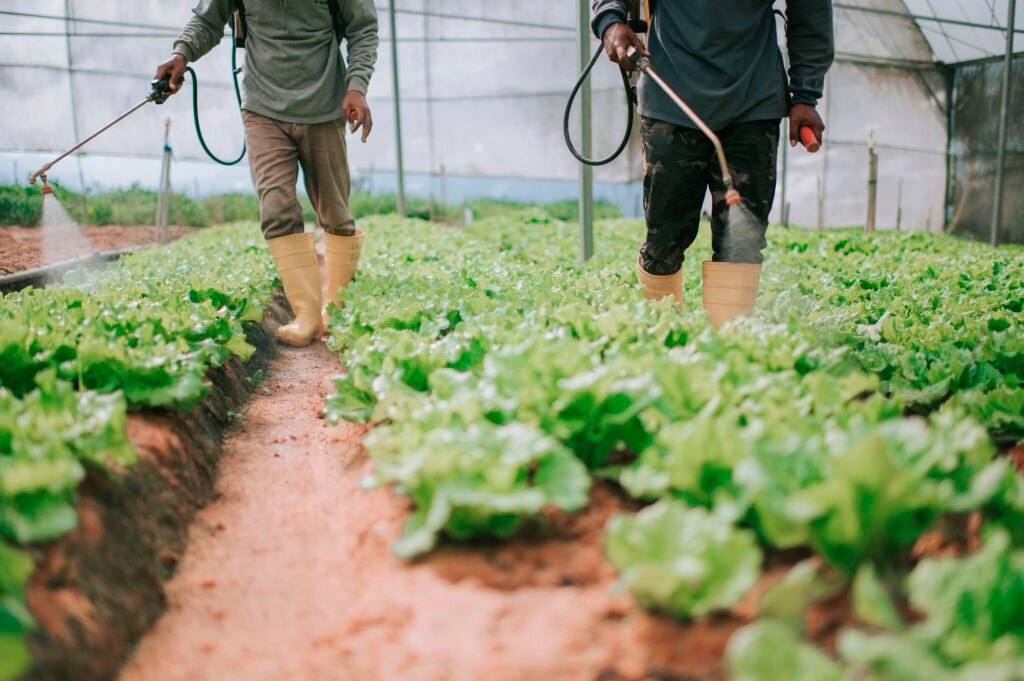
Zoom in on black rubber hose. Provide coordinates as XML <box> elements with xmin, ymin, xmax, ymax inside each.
<box><xmin>563</xmin><ymin>43</ymin><xmax>635</xmax><ymax>167</ymax></box>
<box><xmin>186</xmin><ymin>21</ymin><xmax>246</xmax><ymax>166</ymax></box>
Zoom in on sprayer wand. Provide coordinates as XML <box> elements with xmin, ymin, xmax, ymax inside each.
<box><xmin>625</xmin><ymin>47</ymin><xmax>743</xmax><ymax>206</ymax></box>
<box><xmin>27</xmin><ymin>16</ymin><xmax>246</xmax><ymax>189</ymax></box>
<box><xmin>28</xmin><ymin>79</ymin><xmax>174</xmax><ymax>189</ymax></box>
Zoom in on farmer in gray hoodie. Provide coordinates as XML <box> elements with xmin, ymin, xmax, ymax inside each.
<box><xmin>156</xmin><ymin>0</ymin><xmax>379</xmax><ymax>347</ymax></box>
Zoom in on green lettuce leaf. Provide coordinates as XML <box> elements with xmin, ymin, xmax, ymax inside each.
<box><xmin>606</xmin><ymin>499</ymin><xmax>763</xmax><ymax>619</ymax></box>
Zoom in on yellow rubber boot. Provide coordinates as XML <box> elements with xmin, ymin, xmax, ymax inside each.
<box><xmin>636</xmin><ymin>258</ymin><xmax>683</xmax><ymax>303</ymax></box>
<box><xmin>268</xmin><ymin>232</ymin><xmax>324</xmax><ymax>346</ymax></box>
<box><xmin>701</xmin><ymin>261</ymin><xmax>762</xmax><ymax>329</ymax></box>
<box><xmin>322</xmin><ymin>230</ymin><xmax>363</xmax><ymax>327</ymax></box>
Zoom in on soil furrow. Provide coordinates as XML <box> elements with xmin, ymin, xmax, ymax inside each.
<box><xmin>115</xmin><ymin>340</ymin><xmax>733</xmax><ymax>681</ymax></box>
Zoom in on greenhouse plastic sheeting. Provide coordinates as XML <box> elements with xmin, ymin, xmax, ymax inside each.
<box><xmin>1</xmin><ymin>0</ymin><xmax>1021</xmax><ymax>234</ymax></box>
<box><xmin>947</xmin><ymin>54</ymin><xmax>1024</xmax><ymax>245</ymax></box>
<box><xmin>901</xmin><ymin>0</ymin><xmax>1017</xmax><ymax>63</ymax></box>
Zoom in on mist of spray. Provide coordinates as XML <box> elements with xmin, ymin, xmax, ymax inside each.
<box><xmin>719</xmin><ymin>199</ymin><xmax>768</xmax><ymax>264</ymax></box>
<box><xmin>39</xmin><ymin>192</ymin><xmax>92</xmax><ymax>274</ymax></box>
<box><xmin>721</xmin><ymin>199</ymin><xmax>820</xmax><ymax>325</ymax></box>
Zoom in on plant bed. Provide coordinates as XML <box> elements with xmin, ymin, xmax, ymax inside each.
<box><xmin>21</xmin><ymin>301</ymin><xmax>287</xmax><ymax>681</ymax></box>
<box><xmin>1</xmin><ymin>224</ymin><xmax>281</xmax><ymax>680</ymax></box>
<box><xmin>322</xmin><ymin>214</ymin><xmax>1024</xmax><ymax>680</ymax></box>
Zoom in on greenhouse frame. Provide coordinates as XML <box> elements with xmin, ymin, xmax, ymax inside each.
<box><xmin>1</xmin><ymin>1</ymin><xmax>1021</xmax><ymax>246</ymax></box>
<box><xmin>3</xmin><ymin>3</ymin><xmax>1024</xmax><ymax>680</ymax></box>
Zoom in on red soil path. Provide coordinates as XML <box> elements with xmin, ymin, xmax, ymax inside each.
<box><xmin>115</xmin><ymin>340</ymin><xmax>736</xmax><ymax>681</ymax></box>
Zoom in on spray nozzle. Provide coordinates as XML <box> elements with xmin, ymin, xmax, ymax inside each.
<box><xmin>30</xmin><ymin>170</ymin><xmax>53</xmax><ymax>194</ymax></box>
<box><xmin>29</xmin><ymin>170</ymin><xmax>53</xmax><ymax>194</ymax></box>
<box><xmin>28</xmin><ymin>167</ymin><xmax>50</xmax><ymax>187</ymax></box>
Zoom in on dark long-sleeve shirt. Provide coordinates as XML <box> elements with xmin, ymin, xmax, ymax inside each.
<box><xmin>592</xmin><ymin>0</ymin><xmax>834</xmax><ymax>130</ymax></box>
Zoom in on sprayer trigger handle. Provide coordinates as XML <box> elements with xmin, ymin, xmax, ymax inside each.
<box><xmin>799</xmin><ymin>126</ymin><xmax>820</xmax><ymax>153</ymax></box>
<box><xmin>149</xmin><ymin>79</ymin><xmax>172</xmax><ymax>105</ymax></box>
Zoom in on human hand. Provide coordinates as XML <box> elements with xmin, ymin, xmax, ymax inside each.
<box><xmin>789</xmin><ymin>103</ymin><xmax>824</xmax><ymax>152</ymax></box>
<box><xmin>343</xmin><ymin>91</ymin><xmax>373</xmax><ymax>143</ymax></box>
<box><xmin>602</xmin><ymin>22</ymin><xmax>648</xmax><ymax>71</ymax></box>
<box><xmin>154</xmin><ymin>54</ymin><xmax>188</xmax><ymax>94</ymax></box>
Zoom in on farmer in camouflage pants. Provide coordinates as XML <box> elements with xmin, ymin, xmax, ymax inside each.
<box><xmin>592</xmin><ymin>0</ymin><xmax>834</xmax><ymax>326</ymax></box>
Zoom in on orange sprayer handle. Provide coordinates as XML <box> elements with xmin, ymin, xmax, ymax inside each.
<box><xmin>800</xmin><ymin>126</ymin><xmax>820</xmax><ymax>153</ymax></box>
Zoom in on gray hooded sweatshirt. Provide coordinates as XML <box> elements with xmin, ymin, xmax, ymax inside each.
<box><xmin>173</xmin><ymin>0</ymin><xmax>378</xmax><ymax>124</ymax></box>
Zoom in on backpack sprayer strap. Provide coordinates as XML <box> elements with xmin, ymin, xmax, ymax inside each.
<box><xmin>233</xmin><ymin>6</ymin><xmax>247</xmax><ymax>48</ymax></box>
<box><xmin>232</xmin><ymin>0</ymin><xmax>346</xmax><ymax>46</ymax></box>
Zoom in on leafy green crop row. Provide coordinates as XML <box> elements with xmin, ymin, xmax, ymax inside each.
<box><xmin>1</xmin><ymin>230</ymin><xmax>273</xmax><ymax>408</ymax></box>
<box><xmin>0</xmin><ymin>184</ymin><xmax>622</xmax><ymax>228</ymax></box>
<box><xmin>326</xmin><ymin>215</ymin><xmax>1023</xmax><ymax>555</ymax></box>
<box><xmin>762</xmin><ymin>230</ymin><xmax>1024</xmax><ymax>440</ymax></box>
<box><xmin>727</xmin><ymin>527</ymin><xmax>1024</xmax><ymax>681</ymax></box>
<box><xmin>325</xmin><ymin>212</ymin><xmax>1023</xmax><ymax>677</ymax></box>
<box><xmin>0</xmin><ymin>224</ymin><xmax>275</xmax><ymax>680</ymax></box>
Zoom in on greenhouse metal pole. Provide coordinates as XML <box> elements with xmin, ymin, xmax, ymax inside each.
<box><xmin>896</xmin><ymin>178</ymin><xmax>903</xmax><ymax>231</ymax></box>
<box><xmin>389</xmin><ymin>3</ymin><xmax>407</xmax><ymax>217</ymax></box>
<box><xmin>577</xmin><ymin>0</ymin><xmax>595</xmax><ymax>262</ymax></box>
<box><xmin>817</xmin><ymin>72</ymin><xmax>831</xmax><ymax>230</ymax></box>
<box><xmin>778</xmin><ymin>30</ymin><xmax>789</xmax><ymax>228</ymax></box>
<box><xmin>866</xmin><ymin>134</ymin><xmax>878</xmax><ymax>235</ymax></box>
<box><xmin>779</xmin><ymin>118</ymin><xmax>789</xmax><ymax>227</ymax></box>
<box><xmin>64</xmin><ymin>0</ymin><xmax>88</xmax><ymax>224</ymax></box>
<box><xmin>155</xmin><ymin>119</ymin><xmax>172</xmax><ymax>245</ymax></box>
<box><xmin>991</xmin><ymin>0</ymin><xmax>1017</xmax><ymax>248</ymax></box>
<box><xmin>942</xmin><ymin>68</ymin><xmax>956</xmax><ymax>233</ymax></box>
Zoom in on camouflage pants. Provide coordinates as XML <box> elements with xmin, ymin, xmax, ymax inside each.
<box><xmin>640</xmin><ymin>117</ymin><xmax>780</xmax><ymax>275</ymax></box>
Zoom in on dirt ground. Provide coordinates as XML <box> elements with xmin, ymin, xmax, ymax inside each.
<box><xmin>110</xmin><ymin>344</ymin><xmax>1022</xmax><ymax>681</ymax></box>
<box><xmin>0</xmin><ymin>225</ymin><xmax>194</xmax><ymax>275</ymax></box>
<box><xmin>113</xmin><ymin>339</ymin><xmax>744</xmax><ymax>681</ymax></box>
<box><xmin>59</xmin><ymin>247</ymin><xmax>1016</xmax><ymax>680</ymax></box>
<box><xmin>23</xmin><ymin>313</ymin><xmax>282</xmax><ymax>681</ymax></box>
<box><xmin>10</xmin><ymin>223</ymin><xmax>1014</xmax><ymax>679</ymax></box>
